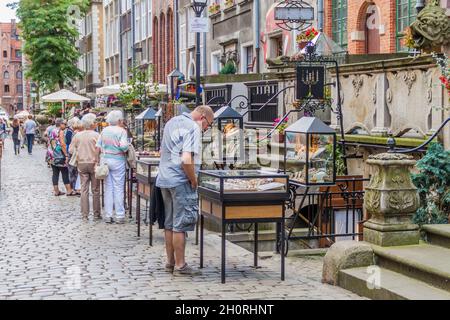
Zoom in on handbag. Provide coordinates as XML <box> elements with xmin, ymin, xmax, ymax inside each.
<box><xmin>127</xmin><ymin>143</ymin><xmax>137</xmax><ymax>169</ymax></box>
<box><xmin>95</xmin><ymin>162</ymin><xmax>109</xmax><ymax>180</ymax></box>
<box><xmin>69</xmin><ymin>148</ymin><xmax>78</xmax><ymax>167</ymax></box>
<box><xmin>95</xmin><ymin>134</ymin><xmax>109</xmax><ymax>180</ymax></box>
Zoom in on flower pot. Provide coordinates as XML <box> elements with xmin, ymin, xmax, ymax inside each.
<box><xmin>298</xmin><ymin>41</ymin><xmax>309</xmax><ymax>50</ymax></box>
<box><xmin>277</xmin><ymin>133</ymin><xmax>285</xmax><ymax>143</ymax></box>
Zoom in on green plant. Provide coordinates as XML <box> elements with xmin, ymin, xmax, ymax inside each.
<box><xmin>219</xmin><ymin>61</ymin><xmax>236</xmax><ymax>75</ymax></box>
<box><xmin>326</xmin><ymin>143</ymin><xmax>346</xmax><ymax>176</ymax></box>
<box><xmin>46</xmin><ymin>103</ymin><xmax>62</xmax><ymax>117</ymax></box>
<box><xmin>411</xmin><ymin>143</ymin><xmax>450</xmax><ymax>225</ymax></box>
<box><xmin>117</xmin><ymin>64</ymin><xmax>156</xmax><ymax>110</ymax></box>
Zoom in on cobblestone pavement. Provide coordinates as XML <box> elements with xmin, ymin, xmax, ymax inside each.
<box><xmin>0</xmin><ymin>139</ymin><xmax>364</xmax><ymax>300</ymax></box>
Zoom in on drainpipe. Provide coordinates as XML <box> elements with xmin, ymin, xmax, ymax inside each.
<box><xmin>318</xmin><ymin>0</ymin><xmax>324</xmax><ymax>31</ymax></box>
<box><xmin>119</xmin><ymin>0</ymin><xmax>123</xmax><ymax>83</ymax></box>
<box><xmin>132</xmin><ymin>0</ymin><xmax>136</xmax><ymax>67</ymax></box>
<box><xmin>203</xmin><ymin>10</ymin><xmax>207</xmax><ymax>77</ymax></box>
<box><xmin>174</xmin><ymin>0</ymin><xmax>180</xmax><ymax>69</ymax></box>
<box><xmin>254</xmin><ymin>0</ymin><xmax>261</xmax><ymax>74</ymax></box>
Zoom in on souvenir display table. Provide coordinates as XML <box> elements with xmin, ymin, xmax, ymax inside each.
<box><xmin>135</xmin><ymin>157</ymin><xmax>160</xmax><ymax>241</ymax></box>
<box><xmin>198</xmin><ymin>170</ymin><xmax>289</xmax><ymax>283</ymax></box>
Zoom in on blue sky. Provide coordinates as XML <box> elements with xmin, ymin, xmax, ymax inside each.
<box><xmin>0</xmin><ymin>0</ymin><xmax>17</xmax><ymax>23</ymax></box>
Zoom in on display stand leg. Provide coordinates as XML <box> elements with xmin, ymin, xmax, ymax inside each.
<box><xmin>254</xmin><ymin>223</ymin><xmax>258</xmax><ymax>267</ymax></box>
<box><xmin>195</xmin><ymin>218</ymin><xmax>199</xmax><ymax>245</ymax></box>
<box><xmin>275</xmin><ymin>223</ymin><xmax>280</xmax><ymax>254</ymax></box>
<box><xmin>149</xmin><ymin>201</ymin><xmax>153</xmax><ymax>246</ymax></box>
<box><xmin>136</xmin><ymin>195</ymin><xmax>141</xmax><ymax>237</ymax></box>
<box><xmin>128</xmin><ymin>169</ymin><xmax>133</xmax><ymax>219</ymax></box>
<box><xmin>101</xmin><ymin>180</ymin><xmax>104</xmax><ymax>208</ymax></box>
<box><xmin>123</xmin><ymin>170</ymin><xmax>127</xmax><ymax>210</ymax></box>
<box><xmin>281</xmin><ymin>219</ymin><xmax>285</xmax><ymax>281</ymax></box>
<box><xmin>221</xmin><ymin>222</ymin><xmax>226</xmax><ymax>284</ymax></box>
<box><xmin>200</xmin><ymin>214</ymin><xmax>204</xmax><ymax>268</ymax></box>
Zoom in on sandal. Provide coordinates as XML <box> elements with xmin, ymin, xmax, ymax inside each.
<box><xmin>54</xmin><ymin>191</ymin><xmax>65</xmax><ymax>196</ymax></box>
<box><xmin>67</xmin><ymin>191</ymin><xmax>78</xmax><ymax>197</ymax></box>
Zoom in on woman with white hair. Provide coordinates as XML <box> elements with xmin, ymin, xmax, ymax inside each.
<box><xmin>66</xmin><ymin>117</ymin><xmax>81</xmax><ymax>193</ymax></box>
<box><xmin>96</xmin><ymin>110</ymin><xmax>129</xmax><ymax>224</ymax></box>
<box><xmin>69</xmin><ymin>113</ymin><xmax>101</xmax><ymax>220</ymax></box>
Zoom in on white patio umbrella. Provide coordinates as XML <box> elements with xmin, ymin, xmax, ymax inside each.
<box><xmin>41</xmin><ymin>89</ymin><xmax>89</xmax><ymax>118</ymax></box>
<box><xmin>96</xmin><ymin>83</ymin><xmax>168</xmax><ymax>96</ymax></box>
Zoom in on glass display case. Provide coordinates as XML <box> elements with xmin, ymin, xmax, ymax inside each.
<box><xmin>199</xmin><ymin>170</ymin><xmax>289</xmax><ymax>202</ymax></box>
<box><xmin>135</xmin><ymin>107</ymin><xmax>158</xmax><ymax>151</ymax></box>
<box><xmin>284</xmin><ymin>117</ymin><xmax>336</xmax><ymax>186</ymax></box>
<box><xmin>136</xmin><ymin>158</ymin><xmax>160</xmax><ymax>185</ymax></box>
<box><xmin>211</xmin><ymin>106</ymin><xmax>244</xmax><ymax>163</ymax></box>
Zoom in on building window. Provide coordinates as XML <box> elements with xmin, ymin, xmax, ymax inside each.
<box><xmin>211</xmin><ymin>51</ymin><xmax>221</xmax><ymax>75</ymax></box>
<box><xmin>3</xmin><ymin>50</ymin><xmax>7</xmax><ymax>58</ymax></box>
<box><xmin>17</xmin><ymin>85</ymin><xmax>23</xmax><ymax>93</ymax></box>
<box><xmin>242</xmin><ymin>45</ymin><xmax>254</xmax><ymax>74</ymax></box>
<box><xmin>396</xmin><ymin>0</ymin><xmax>417</xmax><ymax>51</ymax></box>
<box><xmin>332</xmin><ymin>0</ymin><xmax>347</xmax><ymax>49</ymax></box>
<box><xmin>16</xmin><ymin>70</ymin><xmax>22</xmax><ymax>79</ymax></box>
<box><xmin>3</xmin><ymin>71</ymin><xmax>9</xmax><ymax>79</ymax></box>
<box><xmin>270</xmin><ymin>36</ymin><xmax>283</xmax><ymax>58</ymax></box>
<box><xmin>4</xmin><ymin>85</ymin><xmax>10</xmax><ymax>93</ymax></box>
<box><xmin>15</xmin><ymin>50</ymin><xmax>22</xmax><ymax>58</ymax></box>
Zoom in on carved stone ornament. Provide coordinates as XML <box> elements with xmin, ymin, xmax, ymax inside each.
<box><xmin>363</xmin><ymin>152</ymin><xmax>420</xmax><ymax>246</ymax></box>
<box><xmin>372</xmin><ymin>82</ymin><xmax>377</xmax><ymax>104</ymax></box>
<box><xmin>352</xmin><ymin>75</ymin><xmax>363</xmax><ymax>97</ymax></box>
<box><xmin>402</xmin><ymin>71</ymin><xmax>416</xmax><ymax>95</ymax></box>
<box><xmin>386</xmin><ymin>88</ymin><xmax>393</xmax><ymax>104</ymax></box>
<box><xmin>410</xmin><ymin>0</ymin><xmax>450</xmax><ymax>52</ymax></box>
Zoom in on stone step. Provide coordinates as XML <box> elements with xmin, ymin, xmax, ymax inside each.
<box><xmin>422</xmin><ymin>224</ymin><xmax>450</xmax><ymax>249</ymax></box>
<box><xmin>373</xmin><ymin>244</ymin><xmax>450</xmax><ymax>292</ymax></box>
<box><xmin>339</xmin><ymin>267</ymin><xmax>450</xmax><ymax>300</ymax></box>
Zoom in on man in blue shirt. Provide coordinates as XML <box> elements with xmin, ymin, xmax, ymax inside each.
<box><xmin>156</xmin><ymin>105</ymin><xmax>214</xmax><ymax>276</ymax></box>
<box><xmin>24</xmin><ymin>115</ymin><xmax>37</xmax><ymax>155</ymax></box>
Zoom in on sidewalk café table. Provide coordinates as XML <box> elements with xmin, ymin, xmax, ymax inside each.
<box><xmin>135</xmin><ymin>156</ymin><xmax>160</xmax><ymax>242</ymax></box>
<box><xmin>198</xmin><ymin>170</ymin><xmax>289</xmax><ymax>283</ymax></box>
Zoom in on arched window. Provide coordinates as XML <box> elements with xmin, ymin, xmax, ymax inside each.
<box><xmin>159</xmin><ymin>13</ymin><xmax>166</xmax><ymax>84</ymax></box>
<box><xmin>3</xmin><ymin>71</ymin><xmax>9</xmax><ymax>79</ymax></box>
<box><xmin>167</xmin><ymin>8</ymin><xmax>174</xmax><ymax>78</ymax></box>
<box><xmin>153</xmin><ymin>17</ymin><xmax>159</xmax><ymax>83</ymax></box>
<box><xmin>16</xmin><ymin>70</ymin><xmax>22</xmax><ymax>79</ymax></box>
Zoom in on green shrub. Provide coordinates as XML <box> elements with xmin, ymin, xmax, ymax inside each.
<box><xmin>219</xmin><ymin>61</ymin><xmax>236</xmax><ymax>75</ymax></box>
<box><xmin>411</xmin><ymin>143</ymin><xmax>450</xmax><ymax>225</ymax></box>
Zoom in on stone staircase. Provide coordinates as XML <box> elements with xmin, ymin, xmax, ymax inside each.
<box><xmin>338</xmin><ymin>224</ymin><xmax>450</xmax><ymax>300</ymax></box>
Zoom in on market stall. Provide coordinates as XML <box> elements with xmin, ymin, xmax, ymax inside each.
<box><xmin>198</xmin><ymin>170</ymin><xmax>289</xmax><ymax>283</ymax></box>
<box><xmin>135</xmin><ymin>107</ymin><xmax>158</xmax><ymax>151</ymax></box>
<box><xmin>135</xmin><ymin>157</ymin><xmax>160</xmax><ymax>240</ymax></box>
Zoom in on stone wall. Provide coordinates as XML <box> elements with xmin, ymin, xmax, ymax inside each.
<box><xmin>328</xmin><ymin>55</ymin><xmax>449</xmax><ymax>151</ymax></box>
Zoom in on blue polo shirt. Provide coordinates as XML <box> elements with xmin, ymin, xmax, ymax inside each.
<box><xmin>156</xmin><ymin>113</ymin><xmax>201</xmax><ymax>188</ymax></box>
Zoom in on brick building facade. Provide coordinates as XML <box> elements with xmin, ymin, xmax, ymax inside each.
<box><xmin>152</xmin><ymin>0</ymin><xmax>175</xmax><ymax>84</ymax></box>
<box><xmin>0</xmin><ymin>20</ymin><xmax>29</xmax><ymax>115</ymax></box>
<box><xmin>324</xmin><ymin>0</ymin><xmax>420</xmax><ymax>54</ymax></box>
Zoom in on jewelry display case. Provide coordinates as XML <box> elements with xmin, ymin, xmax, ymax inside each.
<box><xmin>198</xmin><ymin>169</ymin><xmax>288</xmax><ymax>283</ymax></box>
<box><xmin>284</xmin><ymin>117</ymin><xmax>336</xmax><ymax>186</ymax></box>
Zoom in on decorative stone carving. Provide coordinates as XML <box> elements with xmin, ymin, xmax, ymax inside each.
<box><xmin>363</xmin><ymin>153</ymin><xmax>420</xmax><ymax>247</ymax></box>
<box><xmin>386</xmin><ymin>88</ymin><xmax>392</xmax><ymax>104</ymax></box>
<box><xmin>352</xmin><ymin>75</ymin><xmax>363</xmax><ymax>97</ymax></box>
<box><xmin>402</xmin><ymin>71</ymin><xmax>416</xmax><ymax>95</ymax></box>
<box><xmin>410</xmin><ymin>0</ymin><xmax>450</xmax><ymax>52</ymax></box>
<box><xmin>372</xmin><ymin>82</ymin><xmax>377</xmax><ymax>104</ymax></box>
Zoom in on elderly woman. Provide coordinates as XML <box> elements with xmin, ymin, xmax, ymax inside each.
<box><xmin>66</xmin><ymin>117</ymin><xmax>81</xmax><ymax>193</ymax></box>
<box><xmin>96</xmin><ymin>110</ymin><xmax>129</xmax><ymax>224</ymax></box>
<box><xmin>69</xmin><ymin>113</ymin><xmax>100</xmax><ymax>219</ymax></box>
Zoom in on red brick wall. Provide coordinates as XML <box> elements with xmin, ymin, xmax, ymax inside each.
<box><xmin>324</xmin><ymin>0</ymin><xmax>397</xmax><ymax>54</ymax></box>
<box><xmin>0</xmin><ymin>21</ymin><xmax>29</xmax><ymax>115</ymax></box>
<box><xmin>152</xmin><ymin>0</ymin><xmax>174</xmax><ymax>84</ymax></box>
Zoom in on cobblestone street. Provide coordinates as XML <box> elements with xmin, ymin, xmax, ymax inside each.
<box><xmin>0</xmin><ymin>139</ymin><xmax>363</xmax><ymax>300</ymax></box>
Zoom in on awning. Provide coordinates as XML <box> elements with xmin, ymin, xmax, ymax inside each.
<box><xmin>96</xmin><ymin>83</ymin><xmax>168</xmax><ymax>95</ymax></box>
<box><xmin>41</xmin><ymin>89</ymin><xmax>89</xmax><ymax>103</ymax></box>
<box><xmin>135</xmin><ymin>107</ymin><xmax>157</xmax><ymax>120</ymax></box>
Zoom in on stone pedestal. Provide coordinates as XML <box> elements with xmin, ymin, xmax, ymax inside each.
<box><xmin>363</xmin><ymin>153</ymin><xmax>420</xmax><ymax>246</ymax></box>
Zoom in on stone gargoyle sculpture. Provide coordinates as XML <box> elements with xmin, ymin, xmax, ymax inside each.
<box><xmin>410</xmin><ymin>0</ymin><xmax>450</xmax><ymax>52</ymax></box>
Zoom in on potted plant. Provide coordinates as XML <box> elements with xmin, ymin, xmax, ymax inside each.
<box><xmin>296</xmin><ymin>27</ymin><xmax>319</xmax><ymax>50</ymax></box>
<box><xmin>208</xmin><ymin>2</ymin><xmax>220</xmax><ymax>15</ymax></box>
<box><xmin>225</xmin><ymin>0</ymin><xmax>235</xmax><ymax>8</ymax></box>
<box><xmin>272</xmin><ymin>117</ymin><xmax>289</xmax><ymax>143</ymax></box>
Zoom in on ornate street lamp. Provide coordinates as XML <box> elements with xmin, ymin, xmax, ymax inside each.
<box><xmin>190</xmin><ymin>0</ymin><xmax>208</xmax><ymax>106</ymax></box>
<box><xmin>168</xmin><ymin>68</ymin><xmax>185</xmax><ymax>101</ymax></box>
